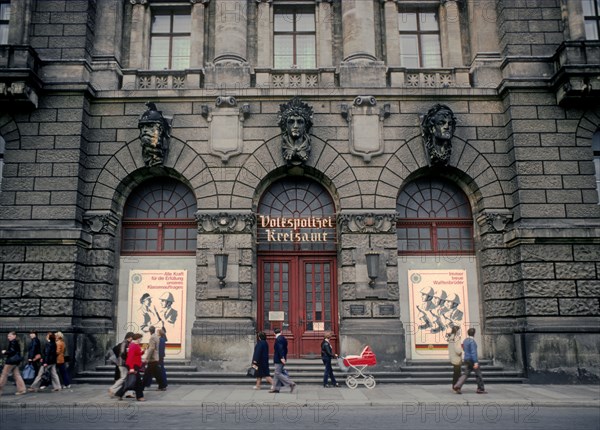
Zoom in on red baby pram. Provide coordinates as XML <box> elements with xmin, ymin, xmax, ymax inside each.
<box><xmin>337</xmin><ymin>345</ymin><xmax>377</xmax><ymax>389</ymax></box>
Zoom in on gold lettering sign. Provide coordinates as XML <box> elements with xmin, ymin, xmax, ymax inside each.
<box><xmin>257</xmin><ymin>215</ymin><xmax>335</xmax><ymax>243</ymax></box>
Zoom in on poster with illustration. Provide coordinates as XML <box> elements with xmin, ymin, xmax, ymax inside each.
<box><xmin>128</xmin><ymin>269</ymin><xmax>186</xmax><ymax>359</ymax></box>
<box><xmin>408</xmin><ymin>269</ymin><xmax>468</xmax><ymax>359</ymax></box>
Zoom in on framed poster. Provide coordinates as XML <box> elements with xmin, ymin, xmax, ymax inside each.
<box><xmin>407</xmin><ymin>269</ymin><xmax>468</xmax><ymax>359</ymax></box>
<box><xmin>128</xmin><ymin>269</ymin><xmax>187</xmax><ymax>359</ymax></box>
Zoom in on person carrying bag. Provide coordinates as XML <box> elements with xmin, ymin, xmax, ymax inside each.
<box><xmin>0</xmin><ymin>331</ymin><xmax>27</xmax><ymax>395</ymax></box>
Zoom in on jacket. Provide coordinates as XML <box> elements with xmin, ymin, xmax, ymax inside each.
<box><xmin>4</xmin><ymin>339</ymin><xmax>22</xmax><ymax>364</ymax></box>
<box><xmin>321</xmin><ymin>339</ymin><xmax>336</xmax><ymax>359</ymax></box>
<box><xmin>463</xmin><ymin>336</ymin><xmax>478</xmax><ymax>363</ymax></box>
<box><xmin>145</xmin><ymin>333</ymin><xmax>160</xmax><ymax>362</ymax></box>
<box><xmin>273</xmin><ymin>334</ymin><xmax>288</xmax><ymax>364</ymax></box>
<box><xmin>447</xmin><ymin>334</ymin><xmax>463</xmax><ymax>365</ymax></box>
<box><xmin>28</xmin><ymin>337</ymin><xmax>41</xmax><ymax>361</ymax></box>
<box><xmin>56</xmin><ymin>338</ymin><xmax>66</xmax><ymax>364</ymax></box>
<box><xmin>126</xmin><ymin>342</ymin><xmax>143</xmax><ymax>371</ymax></box>
<box><xmin>43</xmin><ymin>339</ymin><xmax>57</xmax><ymax>365</ymax></box>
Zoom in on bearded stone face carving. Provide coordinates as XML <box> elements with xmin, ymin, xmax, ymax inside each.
<box><xmin>138</xmin><ymin>102</ymin><xmax>171</xmax><ymax>167</ymax></box>
<box><xmin>421</xmin><ymin>104</ymin><xmax>457</xmax><ymax>167</ymax></box>
<box><xmin>278</xmin><ymin>97</ymin><xmax>314</xmax><ymax>166</ymax></box>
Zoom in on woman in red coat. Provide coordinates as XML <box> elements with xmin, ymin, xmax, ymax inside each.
<box><xmin>117</xmin><ymin>333</ymin><xmax>145</xmax><ymax>401</ymax></box>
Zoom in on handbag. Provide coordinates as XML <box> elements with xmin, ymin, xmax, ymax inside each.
<box><xmin>124</xmin><ymin>372</ymin><xmax>138</xmax><ymax>391</ymax></box>
<box><xmin>22</xmin><ymin>363</ymin><xmax>36</xmax><ymax>380</ymax></box>
<box><xmin>246</xmin><ymin>365</ymin><xmax>258</xmax><ymax>378</ymax></box>
<box><xmin>40</xmin><ymin>367</ymin><xmax>52</xmax><ymax>387</ymax></box>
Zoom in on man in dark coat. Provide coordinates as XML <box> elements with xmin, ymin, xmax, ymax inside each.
<box><xmin>269</xmin><ymin>328</ymin><xmax>296</xmax><ymax>393</ymax></box>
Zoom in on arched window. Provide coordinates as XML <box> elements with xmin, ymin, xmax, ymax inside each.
<box><xmin>593</xmin><ymin>129</ymin><xmax>600</xmax><ymax>203</ymax></box>
<box><xmin>397</xmin><ymin>177</ymin><xmax>473</xmax><ymax>254</ymax></box>
<box><xmin>121</xmin><ymin>178</ymin><xmax>197</xmax><ymax>255</ymax></box>
<box><xmin>257</xmin><ymin>178</ymin><xmax>335</xmax><ymax>252</ymax></box>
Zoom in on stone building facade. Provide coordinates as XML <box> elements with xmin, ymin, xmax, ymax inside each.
<box><xmin>0</xmin><ymin>0</ymin><xmax>599</xmax><ymax>383</ymax></box>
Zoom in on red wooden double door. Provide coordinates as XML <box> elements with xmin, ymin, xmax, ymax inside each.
<box><xmin>258</xmin><ymin>254</ymin><xmax>338</xmax><ymax>358</ymax></box>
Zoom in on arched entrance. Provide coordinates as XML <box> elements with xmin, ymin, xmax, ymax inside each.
<box><xmin>257</xmin><ymin>178</ymin><xmax>338</xmax><ymax>358</ymax></box>
<box><xmin>117</xmin><ymin>177</ymin><xmax>197</xmax><ymax>360</ymax></box>
<box><xmin>397</xmin><ymin>176</ymin><xmax>482</xmax><ymax>360</ymax></box>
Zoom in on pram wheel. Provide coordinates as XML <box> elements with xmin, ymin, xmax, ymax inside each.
<box><xmin>364</xmin><ymin>375</ymin><xmax>376</xmax><ymax>389</ymax></box>
<box><xmin>345</xmin><ymin>375</ymin><xmax>358</xmax><ymax>389</ymax></box>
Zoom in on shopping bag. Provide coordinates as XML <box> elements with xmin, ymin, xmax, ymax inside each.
<box><xmin>22</xmin><ymin>363</ymin><xmax>36</xmax><ymax>380</ymax></box>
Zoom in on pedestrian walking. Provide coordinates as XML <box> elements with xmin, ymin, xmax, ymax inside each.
<box><xmin>142</xmin><ymin>326</ymin><xmax>167</xmax><ymax>391</ymax></box>
<box><xmin>446</xmin><ymin>326</ymin><xmax>463</xmax><ymax>390</ymax></box>
<box><xmin>27</xmin><ymin>331</ymin><xmax>42</xmax><ymax>380</ymax></box>
<box><xmin>55</xmin><ymin>331</ymin><xmax>71</xmax><ymax>389</ymax></box>
<box><xmin>453</xmin><ymin>327</ymin><xmax>487</xmax><ymax>394</ymax></box>
<box><xmin>108</xmin><ymin>332</ymin><xmax>134</xmax><ymax>397</ymax></box>
<box><xmin>321</xmin><ymin>332</ymin><xmax>340</xmax><ymax>387</ymax></box>
<box><xmin>29</xmin><ymin>332</ymin><xmax>61</xmax><ymax>392</ymax></box>
<box><xmin>116</xmin><ymin>333</ymin><xmax>145</xmax><ymax>401</ymax></box>
<box><xmin>252</xmin><ymin>331</ymin><xmax>273</xmax><ymax>390</ymax></box>
<box><xmin>269</xmin><ymin>328</ymin><xmax>296</xmax><ymax>393</ymax></box>
<box><xmin>0</xmin><ymin>331</ymin><xmax>27</xmax><ymax>396</ymax></box>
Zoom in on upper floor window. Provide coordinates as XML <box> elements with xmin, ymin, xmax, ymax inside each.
<box><xmin>149</xmin><ymin>10</ymin><xmax>191</xmax><ymax>70</ymax></box>
<box><xmin>397</xmin><ymin>177</ymin><xmax>473</xmax><ymax>254</ymax></box>
<box><xmin>593</xmin><ymin>129</ymin><xmax>600</xmax><ymax>203</ymax></box>
<box><xmin>583</xmin><ymin>0</ymin><xmax>600</xmax><ymax>39</ymax></box>
<box><xmin>0</xmin><ymin>1</ymin><xmax>10</xmax><ymax>44</ymax></box>
<box><xmin>274</xmin><ymin>6</ymin><xmax>316</xmax><ymax>69</ymax></box>
<box><xmin>398</xmin><ymin>10</ymin><xmax>441</xmax><ymax>68</ymax></box>
<box><xmin>121</xmin><ymin>178</ymin><xmax>197</xmax><ymax>255</ymax></box>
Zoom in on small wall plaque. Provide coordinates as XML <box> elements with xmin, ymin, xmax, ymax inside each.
<box><xmin>379</xmin><ymin>304</ymin><xmax>395</xmax><ymax>316</ymax></box>
<box><xmin>350</xmin><ymin>304</ymin><xmax>365</xmax><ymax>315</ymax></box>
<box><xmin>268</xmin><ymin>311</ymin><xmax>285</xmax><ymax>321</ymax></box>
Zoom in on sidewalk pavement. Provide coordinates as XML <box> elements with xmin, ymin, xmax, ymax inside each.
<box><xmin>1</xmin><ymin>383</ymin><xmax>599</xmax><ymax>408</ymax></box>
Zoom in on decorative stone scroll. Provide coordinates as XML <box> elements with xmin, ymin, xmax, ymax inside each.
<box><xmin>337</xmin><ymin>211</ymin><xmax>398</xmax><ymax>234</ymax></box>
<box><xmin>420</xmin><ymin>104</ymin><xmax>457</xmax><ymax>167</ymax></box>
<box><xmin>484</xmin><ymin>212</ymin><xmax>513</xmax><ymax>232</ymax></box>
<box><xmin>138</xmin><ymin>102</ymin><xmax>171</xmax><ymax>167</ymax></box>
<box><xmin>341</xmin><ymin>96</ymin><xmax>390</xmax><ymax>162</ymax></box>
<box><xmin>83</xmin><ymin>210</ymin><xmax>119</xmax><ymax>234</ymax></box>
<box><xmin>202</xmin><ymin>96</ymin><xmax>250</xmax><ymax>163</ymax></box>
<box><xmin>195</xmin><ymin>211</ymin><xmax>255</xmax><ymax>234</ymax></box>
<box><xmin>278</xmin><ymin>97</ymin><xmax>314</xmax><ymax>166</ymax></box>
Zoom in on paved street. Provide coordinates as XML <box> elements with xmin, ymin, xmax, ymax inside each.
<box><xmin>0</xmin><ymin>383</ymin><xmax>598</xmax><ymax>429</ymax></box>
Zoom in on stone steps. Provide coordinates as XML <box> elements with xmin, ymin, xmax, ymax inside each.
<box><xmin>76</xmin><ymin>358</ymin><xmax>527</xmax><ymax>385</ymax></box>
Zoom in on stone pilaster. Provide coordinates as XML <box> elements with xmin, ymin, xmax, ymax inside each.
<box><xmin>205</xmin><ymin>0</ymin><xmax>251</xmax><ymax>87</ymax></box>
<box><xmin>440</xmin><ymin>0</ymin><xmax>463</xmax><ymax>67</ymax></box>
<box><xmin>255</xmin><ymin>0</ymin><xmax>272</xmax><ymax>68</ymax></box>
<box><xmin>316</xmin><ymin>0</ymin><xmax>334</xmax><ymax>68</ymax></box>
<box><xmin>339</xmin><ymin>0</ymin><xmax>386</xmax><ymax>87</ymax></box>
<box><xmin>190</xmin><ymin>0</ymin><xmax>210</xmax><ymax>68</ymax></box>
<box><xmin>192</xmin><ymin>210</ymin><xmax>256</xmax><ymax>369</ymax></box>
<box><xmin>382</xmin><ymin>0</ymin><xmax>401</xmax><ymax>67</ymax></box>
<box><xmin>337</xmin><ymin>210</ymin><xmax>404</xmax><ymax>364</ymax></box>
<box><xmin>128</xmin><ymin>0</ymin><xmax>149</xmax><ymax>69</ymax></box>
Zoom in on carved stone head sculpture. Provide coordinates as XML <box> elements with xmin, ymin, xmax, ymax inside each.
<box><xmin>278</xmin><ymin>97</ymin><xmax>313</xmax><ymax>166</ymax></box>
<box><xmin>138</xmin><ymin>102</ymin><xmax>171</xmax><ymax>167</ymax></box>
<box><xmin>421</xmin><ymin>104</ymin><xmax>457</xmax><ymax>166</ymax></box>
